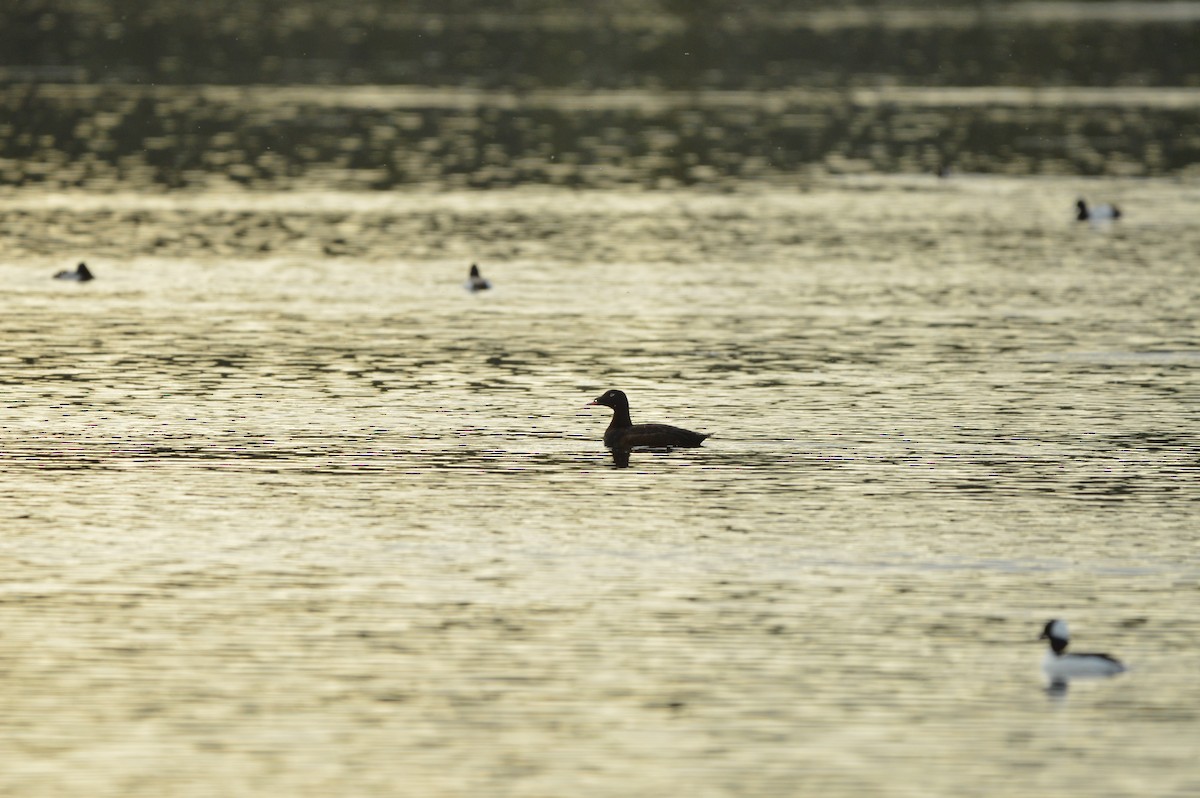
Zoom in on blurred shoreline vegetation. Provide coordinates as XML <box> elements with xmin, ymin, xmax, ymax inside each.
<box><xmin>2</xmin><ymin>1</ymin><xmax>1198</xmax><ymax>189</ymax></box>
<box><xmin>3</xmin><ymin>0</ymin><xmax>1199</xmax><ymax>88</ymax></box>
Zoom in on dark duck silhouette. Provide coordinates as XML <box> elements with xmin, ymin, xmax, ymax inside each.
<box><xmin>587</xmin><ymin>389</ymin><xmax>710</xmax><ymax>451</ymax></box>
<box><xmin>1076</xmin><ymin>198</ymin><xmax>1121</xmax><ymax>222</ymax></box>
<box><xmin>464</xmin><ymin>263</ymin><xmax>491</xmax><ymax>292</ymax></box>
<box><xmin>54</xmin><ymin>262</ymin><xmax>94</xmax><ymax>282</ymax></box>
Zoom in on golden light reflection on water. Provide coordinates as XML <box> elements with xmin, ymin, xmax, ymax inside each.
<box><xmin>5</xmin><ymin>82</ymin><xmax>1200</xmax><ymax>193</ymax></box>
<box><xmin>0</xmin><ymin>179</ymin><xmax>1198</xmax><ymax>796</ymax></box>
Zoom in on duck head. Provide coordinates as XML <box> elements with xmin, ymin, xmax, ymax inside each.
<box><xmin>587</xmin><ymin>389</ymin><xmax>628</xmax><ymax>410</ymax></box>
<box><xmin>1040</xmin><ymin>619</ymin><xmax>1069</xmax><ymax>654</ymax></box>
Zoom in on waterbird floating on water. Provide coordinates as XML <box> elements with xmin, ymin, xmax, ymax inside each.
<box><xmin>54</xmin><ymin>262</ymin><xmax>94</xmax><ymax>282</ymax></box>
<box><xmin>587</xmin><ymin>389</ymin><xmax>710</xmax><ymax>451</ymax></box>
<box><xmin>465</xmin><ymin>263</ymin><xmax>491</xmax><ymax>292</ymax></box>
<box><xmin>1039</xmin><ymin>619</ymin><xmax>1126</xmax><ymax>685</ymax></box>
<box><xmin>1076</xmin><ymin>198</ymin><xmax>1121</xmax><ymax>223</ymax></box>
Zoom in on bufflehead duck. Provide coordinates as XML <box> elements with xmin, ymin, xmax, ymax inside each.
<box><xmin>465</xmin><ymin>263</ymin><xmax>491</xmax><ymax>292</ymax></box>
<box><xmin>54</xmin><ymin>262</ymin><xmax>94</xmax><ymax>282</ymax></box>
<box><xmin>1040</xmin><ymin>619</ymin><xmax>1126</xmax><ymax>683</ymax></box>
<box><xmin>1076</xmin><ymin>199</ymin><xmax>1121</xmax><ymax>222</ymax></box>
<box><xmin>587</xmin><ymin>389</ymin><xmax>710</xmax><ymax>451</ymax></box>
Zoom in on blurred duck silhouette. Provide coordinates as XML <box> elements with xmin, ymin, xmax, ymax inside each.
<box><xmin>464</xmin><ymin>263</ymin><xmax>491</xmax><ymax>292</ymax></box>
<box><xmin>54</xmin><ymin>262</ymin><xmax>94</xmax><ymax>282</ymax></box>
<box><xmin>1076</xmin><ymin>198</ymin><xmax>1121</xmax><ymax>223</ymax></box>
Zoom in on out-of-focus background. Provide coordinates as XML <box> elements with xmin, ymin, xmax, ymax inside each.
<box><xmin>3</xmin><ymin>0</ymin><xmax>1200</xmax><ymax>196</ymax></box>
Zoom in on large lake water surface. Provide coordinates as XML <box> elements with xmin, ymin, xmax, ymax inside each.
<box><xmin>1</xmin><ymin>176</ymin><xmax>1197</xmax><ymax>796</ymax></box>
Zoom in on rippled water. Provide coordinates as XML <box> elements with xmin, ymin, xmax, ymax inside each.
<box><xmin>2</xmin><ymin>176</ymin><xmax>1198</xmax><ymax>796</ymax></box>
<box><xmin>4</xmin><ymin>1</ymin><xmax>1200</xmax><ymax>794</ymax></box>
<box><xmin>5</xmin><ymin>83</ymin><xmax>1200</xmax><ymax>191</ymax></box>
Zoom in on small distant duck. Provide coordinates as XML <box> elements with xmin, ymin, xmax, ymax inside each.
<box><xmin>587</xmin><ymin>389</ymin><xmax>710</xmax><ymax>451</ymax></box>
<box><xmin>1040</xmin><ymin>619</ymin><xmax>1126</xmax><ymax>683</ymax></box>
<box><xmin>1076</xmin><ymin>198</ymin><xmax>1122</xmax><ymax>222</ymax></box>
<box><xmin>465</xmin><ymin>263</ymin><xmax>491</xmax><ymax>292</ymax></box>
<box><xmin>54</xmin><ymin>262</ymin><xmax>94</xmax><ymax>282</ymax></box>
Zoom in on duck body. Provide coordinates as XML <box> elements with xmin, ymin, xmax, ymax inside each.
<box><xmin>605</xmin><ymin>421</ymin><xmax>710</xmax><ymax>450</ymax></box>
<box><xmin>54</xmin><ymin>262</ymin><xmax>94</xmax><ymax>282</ymax></box>
<box><xmin>1042</xmin><ymin>649</ymin><xmax>1126</xmax><ymax>681</ymax></box>
<box><xmin>1076</xmin><ymin>199</ymin><xmax>1121</xmax><ymax>222</ymax></box>
<box><xmin>588</xmin><ymin>389</ymin><xmax>709</xmax><ymax>450</ymax></box>
<box><xmin>465</xmin><ymin>263</ymin><xmax>491</xmax><ymax>292</ymax></box>
<box><xmin>1040</xmin><ymin>619</ymin><xmax>1126</xmax><ymax>682</ymax></box>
